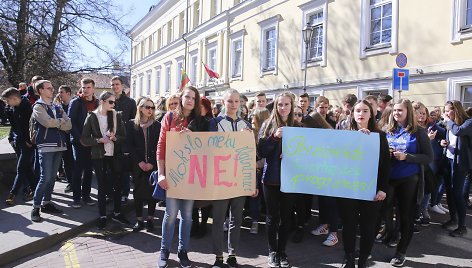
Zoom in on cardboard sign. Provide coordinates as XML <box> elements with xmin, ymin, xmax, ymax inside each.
<box><xmin>281</xmin><ymin>127</ymin><xmax>380</xmax><ymax>201</ymax></box>
<box><xmin>165</xmin><ymin>131</ymin><xmax>256</xmax><ymax>200</ymax></box>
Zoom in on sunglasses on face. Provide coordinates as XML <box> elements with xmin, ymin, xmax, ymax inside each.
<box><xmin>294</xmin><ymin>113</ymin><xmax>303</xmax><ymax>117</ymax></box>
<box><xmin>170</xmin><ymin>102</ymin><xmax>179</xmax><ymax>106</ymax></box>
<box><xmin>107</xmin><ymin>100</ymin><xmax>115</xmax><ymax>105</ymax></box>
<box><xmin>143</xmin><ymin>105</ymin><xmax>156</xmax><ymax>110</ymax></box>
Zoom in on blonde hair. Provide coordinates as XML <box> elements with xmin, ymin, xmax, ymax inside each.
<box><xmin>134</xmin><ymin>97</ymin><xmax>156</xmax><ymax>130</ymax></box>
<box><xmin>387</xmin><ymin>99</ymin><xmax>418</xmax><ymax>134</ymax></box>
<box><xmin>261</xmin><ymin>92</ymin><xmax>296</xmax><ymax>138</ymax></box>
<box><xmin>166</xmin><ymin>94</ymin><xmax>180</xmax><ymax>111</ymax></box>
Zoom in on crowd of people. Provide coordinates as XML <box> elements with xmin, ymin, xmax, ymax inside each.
<box><xmin>1</xmin><ymin>76</ymin><xmax>472</xmax><ymax>268</ymax></box>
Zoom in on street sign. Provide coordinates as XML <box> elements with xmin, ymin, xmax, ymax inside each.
<box><xmin>393</xmin><ymin>68</ymin><xmax>409</xmax><ymax>91</ymax></box>
<box><xmin>396</xmin><ymin>53</ymin><xmax>407</xmax><ymax>68</ymax></box>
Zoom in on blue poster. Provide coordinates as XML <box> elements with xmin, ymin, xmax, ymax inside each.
<box><xmin>281</xmin><ymin>127</ymin><xmax>380</xmax><ymax>201</ymax></box>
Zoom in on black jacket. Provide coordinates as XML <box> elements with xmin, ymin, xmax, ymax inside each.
<box><xmin>114</xmin><ymin>92</ymin><xmax>136</xmax><ymax>152</ymax></box>
<box><xmin>7</xmin><ymin>96</ymin><xmax>33</xmax><ymax>145</ymax></box>
<box><xmin>126</xmin><ymin>120</ymin><xmax>161</xmax><ymax>167</ymax></box>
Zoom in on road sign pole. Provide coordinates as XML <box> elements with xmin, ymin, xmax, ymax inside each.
<box><xmin>399</xmin><ymin>77</ymin><xmax>402</xmax><ymax>99</ymax></box>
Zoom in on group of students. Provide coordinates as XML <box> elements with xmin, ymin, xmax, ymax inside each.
<box><xmin>2</xmin><ymin>79</ymin><xmax>472</xmax><ymax>268</ymax></box>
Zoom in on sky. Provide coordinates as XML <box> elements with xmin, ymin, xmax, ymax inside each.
<box><xmin>75</xmin><ymin>0</ymin><xmax>159</xmax><ymax>70</ymax></box>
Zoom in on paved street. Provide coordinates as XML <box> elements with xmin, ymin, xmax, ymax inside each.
<box><xmin>5</xmin><ymin>204</ymin><xmax>472</xmax><ymax>268</ymax></box>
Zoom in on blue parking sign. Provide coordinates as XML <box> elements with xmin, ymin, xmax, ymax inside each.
<box><xmin>393</xmin><ymin>68</ymin><xmax>409</xmax><ymax>91</ymax></box>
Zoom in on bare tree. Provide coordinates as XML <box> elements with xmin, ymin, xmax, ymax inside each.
<box><xmin>0</xmin><ymin>0</ymin><xmax>129</xmax><ymax>88</ymax></box>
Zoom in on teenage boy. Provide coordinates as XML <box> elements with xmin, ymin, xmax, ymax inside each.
<box><xmin>30</xmin><ymin>80</ymin><xmax>72</xmax><ymax>222</ymax></box>
<box><xmin>58</xmin><ymin>85</ymin><xmax>74</xmax><ymax>192</ymax></box>
<box><xmin>2</xmin><ymin>88</ymin><xmax>35</xmax><ymax>206</ymax></box>
<box><xmin>111</xmin><ymin>76</ymin><xmax>136</xmax><ymax>204</ymax></box>
<box><xmin>68</xmin><ymin>78</ymin><xmax>99</xmax><ymax>208</ymax></box>
<box><xmin>298</xmin><ymin>93</ymin><xmax>312</xmax><ymax>116</ymax></box>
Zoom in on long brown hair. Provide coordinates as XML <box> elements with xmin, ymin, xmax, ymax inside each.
<box><xmin>348</xmin><ymin>100</ymin><xmax>380</xmax><ymax>132</ymax></box>
<box><xmin>253</xmin><ymin>108</ymin><xmax>271</xmax><ymax>140</ymax></box>
<box><xmin>387</xmin><ymin>99</ymin><xmax>418</xmax><ymax>134</ymax></box>
<box><xmin>261</xmin><ymin>92</ymin><xmax>296</xmax><ymax>138</ymax></box>
<box><xmin>412</xmin><ymin>101</ymin><xmax>429</xmax><ymax>128</ymax></box>
<box><xmin>445</xmin><ymin>100</ymin><xmax>470</xmax><ymax>125</ymax></box>
<box><xmin>175</xmin><ymin>86</ymin><xmax>201</xmax><ymax>125</ymax></box>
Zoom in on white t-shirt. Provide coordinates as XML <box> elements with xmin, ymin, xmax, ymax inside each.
<box><xmin>446</xmin><ymin>131</ymin><xmax>457</xmax><ymax>160</ymax></box>
<box><xmin>95</xmin><ymin>112</ymin><xmax>114</xmax><ymax>156</ymax></box>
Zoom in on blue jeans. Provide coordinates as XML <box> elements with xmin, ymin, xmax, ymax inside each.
<box><xmin>33</xmin><ymin>151</ymin><xmax>63</xmax><ymax>207</ymax></box>
<box><xmin>71</xmin><ymin>144</ymin><xmax>93</xmax><ymax>203</ymax></box>
<box><xmin>444</xmin><ymin>159</ymin><xmax>468</xmax><ymax>227</ymax></box>
<box><xmin>10</xmin><ymin>142</ymin><xmax>35</xmax><ymax>195</ymax></box>
<box><xmin>161</xmin><ymin>197</ymin><xmax>194</xmax><ymax>252</ymax></box>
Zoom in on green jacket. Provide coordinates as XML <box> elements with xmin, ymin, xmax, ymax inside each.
<box><xmin>80</xmin><ymin>110</ymin><xmax>126</xmax><ymax>159</ymax></box>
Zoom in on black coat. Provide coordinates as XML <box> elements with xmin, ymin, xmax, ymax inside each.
<box><xmin>126</xmin><ymin>119</ymin><xmax>161</xmax><ymax>200</ymax></box>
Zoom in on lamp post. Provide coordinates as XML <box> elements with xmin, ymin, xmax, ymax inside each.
<box><xmin>302</xmin><ymin>22</ymin><xmax>314</xmax><ymax>93</ymax></box>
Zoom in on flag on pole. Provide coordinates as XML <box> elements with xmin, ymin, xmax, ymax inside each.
<box><xmin>203</xmin><ymin>62</ymin><xmax>220</xmax><ymax>79</ymax></box>
<box><xmin>179</xmin><ymin>69</ymin><xmax>190</xmax><ymax>91</ymax></box>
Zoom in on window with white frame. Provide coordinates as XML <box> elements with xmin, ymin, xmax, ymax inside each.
<box><xmin>176</xmin><ymin>60</ymin><xmax>183</xmax><ymax>89</ymax></box>
<box><xmin>139</xmin><ymin>75</ymin><xmax>144</xmax><ymax>97</ymax></box>
<box><xmin>308</xmin><ymin>12</ymin><xmax>324</xmax><ymax>61</ymax></box>
<box><xmin>146</xmin><ymin>71</ymin><xmax>151</xmax><ymax>96</ymax></box>
<box><xmin>451</xmin><ymin>0</ymin><xmax>472</xmax><ymax>42</ymax></box>
<box><xmin>167</xmin><ymin>21</ymin><xmax>173</xmax><ymax>44</ymax></box>
<box><xmin>165</xmin><ymin>63</ymin><xmax>171</xmax><ymax>93</ymax></box>
<box><xmin>155</xmin><ymin>67</ymin><xmax>161</xmax><ymax>95</ymax></box>
<box><xmin>360</xmin><ymin>0</ymin><xmax>398</xmax><ymax>58</ymax></box>
<box><xmin>258</xmin><ymin>16</ymin><xmax>281</xmax><ymax>75</ymax></box>
<box><xmin>231</xmin><ymin>38</ymin><xmax>243</xmax><ymax>77</ymax></box>
<box><xmin>462</xmin><ymin>86</ymin><xmax>472</xmax><ymax>108</ymax></box>
<box><xmin>207</xmin><ymin>44</ymin><xmax>217</xmax><ymax>74</ymax></box>
<box><xmin>190</xmin><ymin>53</ymin><xmax>198</xmax><ymax>85</ymax></box>
<box><xmin>193</xmin><ymin>1</ymin><xmax>200</xmax><ymax>29</ymax></box>
<box><xmin>211</xmin><ymin>0</ymin><xmax>221</xmax><ymax>18</ymax></box>
<box><xmin>132</xmin><ymin>80</ymin><xmax>137</xmax><ymax>98</ymax></box>
<box><xmin>300</xmin><ymin>0</ymin><xmax>328</xmax><ymax>67</ymax></box>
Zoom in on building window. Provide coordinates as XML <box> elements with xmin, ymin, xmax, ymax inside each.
<box><xmin>452</xmin><ymin>0</ymin><xmax>472</xmax><ymax>42</ymax></box>
<box><xmin>207</xmin><ymin>44</ymin><xmax>217</xmax><ymax>74</ymax></box>
<box><xmin>193</xmin><ymin>1</ymin><xmax>200</xmax><ymax>29</ymax></box>
<box><xmin>231</xmin><ymin>38</ymin><xmax>243</xmax><ymax>78</ymax></box>
<box><xmin>140</xmin><ymin>41</ymin><xmax>145</xmax><ymax>59</ymax></box>
<box><xmin>462</xmin><ymin>86</ymin><xmax>472</xmax><ymax>108</ymax></box>
<box><xmin>179</xmin><ymin>12</ymin><xmax>185</xmax><ymax>37</ymax></box>
<box><xmin>146</xmin><ymin>71</ymin><xmax>151</xmax><ymax>96</ymax></box>
<box><xmin>258</xmin><ymin>15</ymin><xmax>281</xmax><ymax>75</ymax></box>
<box><xmin>308</xmin><ymin>12</ymin><xmax>324</xmax><ymax>61</ymax></box>
<box><xmin>211</xmin><ymin>0</ymin><xmax>221</xmax><ymax>18</ymax></box>
<box><xmin>165</xmin><ymin>63</ymin><xmax>171</xmax><ymax>93</ymax></box>
<box><xmin>300</xmin><ymin>0</ymin><xmax>328</xmax><ymax>68</ymax></box>
<box><xmin>176</xmin><ymin>60</ymin><xmax>183</xmax><ymax>89</ymax></box>
<box><xmin>190</xmin><ymin>53</ymin><xmax>198</xmax><ymax>85</ymax></box>
<box><xmin>155</xmin><ymin>68</ymin><xmax>161</xmax><ymax>95</ymax></box>
<box><xmin>139</xmin><ymin>75</ymin><xmax>144</xmax><ymax>97</ymax></box>
<box><xmin>148</xmin><ymin>35</ymin><xmax>153</xmax><ymax>55</ymax></box>
<box><xmin>360</xmin><ymin>0</ymin><xmax>398</xmax><ymax>58</ymax></box>
<box><xmin>167</xmin><ymin>21</ymin><xmax>173</xmax><ymax>44</ymax></box>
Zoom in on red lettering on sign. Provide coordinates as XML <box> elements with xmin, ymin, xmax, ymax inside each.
<box><xmin>214</xmin><ymin>155</ymin><xmax>233</xmax><ymax>187</ymax></box>
<box><xmin>189</xmin><ymin>155</ymin><xmax>207</xmax><ymax>187</ymax></box>
<box><xmin>398</xmin><ymin>72</ymin><xmax>405</xmax><ymax>77</ymax></box>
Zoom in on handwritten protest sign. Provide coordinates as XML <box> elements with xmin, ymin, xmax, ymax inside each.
<box><xmin>165</xmin><ymin>131</ymin><xmax>256</xmax><ymax>200</ymax></box>
<box><xmin>281</xmin><ymin>127</ymin><xmax>379</xmax><ymax>201</ymax></box>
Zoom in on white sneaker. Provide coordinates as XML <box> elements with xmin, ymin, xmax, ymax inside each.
<box><xmin>430</xmin><ymin>205</ymin><xmax>445</xmax><ymax>215</ymax></box>
<box><xmin>322</xmin><ymin>232</ymin><xmax>338</xmax><ymax>247</ymax></box>
<box><xmin>250</xmin><ymin>222</ymin><xmax>258</xmax><ymax>234</ymax></box>
<box><xmin>438</xmin><ymin>204</ymin><xmax>449</xmax><ymax>213</ymax></box>
<box><xmin>311</xmin><ymin>224</ymin><xmax>329</xmax><ymax>236</ymax></box>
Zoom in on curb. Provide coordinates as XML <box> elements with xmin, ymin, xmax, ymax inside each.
<box><xmin>0</xmin><ymin>201</ymin><xmax>135</xmax><ymax>267</ymax></box>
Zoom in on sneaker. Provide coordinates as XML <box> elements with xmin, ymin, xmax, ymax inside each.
<box><xmin>31</xmin><ymin>208</ymin><xmax>41</xmax><ymax>222</ymax></box>
<box><xmin>64</xmin><ymin>184</ymin><xmax>72</xmax><ymax>193</ymax></box>
<box><xmin>132</xmin><ymin>220</ymin><xmax>144</xmax><ymax>232</ymax></box>
<box><xmin>41</xmin><ymin>203</ymin><xmax>63</xmax><ymax>214</ymax></box>
<box><xmin>279</xmin><ymin>253</ymin><xmax>290</xmax><ymax>268</ymax></box>
<box><xmin>23</xmin><ymin>190</ymin><xmax>34</xmax><ymax>201</ymax></box>
<box><xmin>442</xmin><ymin>219</ymin><xmax>457</xmax><ymax>229</ymax></box>
<box><xmin>390</xmin><ymin>253</ymin><xmax>406</xmax><ymax>267</ymax></box>
<box><xmin>449</xmin><ymin>226</ymin><xmax>467</xmax><ymax>237</ymax></box>
<box><xmin>267</xmin><ymin>252</ymin><xmax>279</xmax><ymax>268</ymax></box>
<box><xmin>430</xmin><ymin>205</ymin><xmax>445</xmax><ymax>214</ymax></box>
<box><xmin>178</xmin><ymin>250</ymin><xmax>192</xmax><ymax>268</ymax></box>
<box><xmin>438</xmin><ymin>204</ymin><xmax>449</xmax><ymax>213</ymax></box>
<box><xmin>322</xmin><ymin>232</ymin><xmax>338</xmax><ymax>247</ymax></box>
<box><xmin>83</xmin><ymin>197</ymin><xmax>96</xmax><ymax>206</ymax></box>
<box><xmin>112</xmin><ymin>213</ymin><xmax>131</xmax><ymax>225</ymax></box>
<box><xmin>98</xmin><ymin>217</ymin><xmax>107</xmax><ymax>229</ymax></box>
<box><xmin>413</xmin><ymin>225</ymin><xmax>420</xmax><ymax>234</ymax></box>
<box><xmin>212</xmin><ymin>257</ymin><xmax>224</xmax><ymax>268</ymax></box>
<box><xmin>387</xmin><ymin>237</ymin><xmax>399</xmax><ymax>248</ymax></box>
<box><xmin>311</xmin><ymin>224</ymin><xmax>329</xmax><ymax>236</ymax></box>
<box><xmin>158</xmin><ymin>249</ymin><xmax>170</xmax><ymax>268</ymax></box>
<box><xmin>250</xmin><ymin>221</ymin><xmax>259</xmax><ymax>234</ymax></box>
<box><xmin>226</xmin><ymin>255</ymin><xmax>238</xmax><ymax>268</ymax></box>
<box><xmin>419</xmin><ymin>217</ymin><xmax>430</xmax><ymax>227</ymax></box>
<box><xmin>146</xmin><ymin>219</ymin><xmax>154</xmax><ymax>232</ymax></box>
<box><xmin>292</xmin><ymin>227</ymin><xmax>303</xmax><ymax>243</ymax></box>
<box><xmin>71</xmin><ymin>201</ymin><xmax>82</xmax><ymax>209</ymax></box>
<box><xmin>5</xmin><ymin>193</ymin><xmax>15</xmax><ymax>206</ymax></box>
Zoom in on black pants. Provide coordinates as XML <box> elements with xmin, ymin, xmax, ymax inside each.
<box><xmin>263</xmin><ymin>184</ymin><xmax>295</xmax><ymax>254</ymax></box>
<box><xmin>135</xmin><ymin>199</ymin><xmax>156</xmax><ymax>218</ymax></box>
<box><xmin>294</xmin><ymin>194</ymin><xmax>312</xmax><ymax>228</ymax></box>
<box><xmin>383</xmin><ymin>175</ymin><xmax>419</xmax><ymax>255</ymax></box>
<box><xmin>444</xmin><ymin>159</ymin><xmax>468</xmax><ymax>227</ymax></box>
<box><xmin>93</xmin><ymin>157</ymin><xmax>122</xmax><ymax>217</ymax></box>
<box><xmin>338</xmin><ymin>198</ymin><xmax>382</xmax><ymax>261</ymax></box>
<box><xmin>319</xmin><ymin>196</ymin><xmax>339</xmax><ymax>232</ymax></box>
